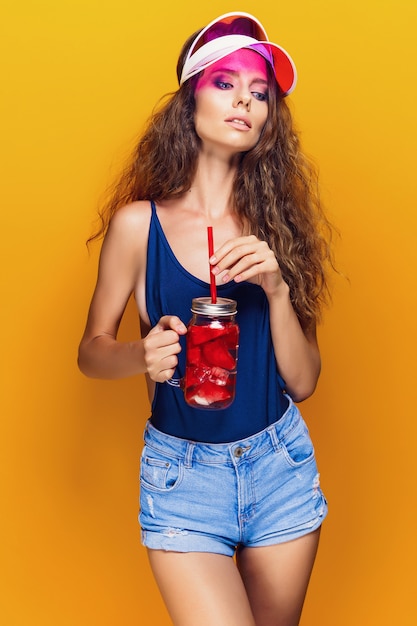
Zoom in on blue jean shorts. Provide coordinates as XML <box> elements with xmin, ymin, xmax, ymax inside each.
<box><xmin>139</xmin><ymin>398</ymin><xmax>328</xmax><ymax>556</ymax></box>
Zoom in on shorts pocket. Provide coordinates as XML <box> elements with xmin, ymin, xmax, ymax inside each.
<box><xmin>280</xmin><ymin>418</ymin><xmax>315</xmax><ymax>467</ymax></box>
<box><xmin>140</xmin><ymin>446</ymin><xmax>183</xmax><ymax>492</ymax></box>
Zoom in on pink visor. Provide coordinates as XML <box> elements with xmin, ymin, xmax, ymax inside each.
<box><xmin>180</xmin><ymin>12</ymin><xmax>297</xmax><ymax>96</ymax></box>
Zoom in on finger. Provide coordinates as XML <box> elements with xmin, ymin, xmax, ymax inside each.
<box><xmin>210</xmin><ymin>235</ymin><xmax>258</xmax><ymax>265</ymax></box>
<box><xmin>151</xmin><ymin>355</ymin><xmax>180</xmax><ymax>382</ymax></box>
<box><xmin>145</xmin><ymin>343</ymin><xmax>182</xmax><ymax>381</ymax></box>
<box><xmin>212</xmin><ymin>243</ymin><xmax>270</xmax><ymax>280</ymax></box>
<box><xmin>220</xmin><ymin>249</ymin><xmax>279</xmax><ymax>284</ymax></box>
<box><xmin>144</xmin><ymin>328</ymin><xmax>178</xmax><ymax>348</ymax></box>
<box><xmin>149</xmin><ymin>315</ymin><xmax>187</xmax><ymax>335</ymax></box>
<box><xmin>221</xmin><ymin>255</ymin><xmax>263</xmax><ymax>283</ymax></box>
<box><xmin>211</xmin><ymin>238</ymin><xmax>264</xmax><ymax>272</ymax></box>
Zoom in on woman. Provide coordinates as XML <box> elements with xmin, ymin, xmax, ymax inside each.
<box><xmin>78</xmin><ymin>12</ymin><xmax>334</xmax><ymax>626</ymax></box>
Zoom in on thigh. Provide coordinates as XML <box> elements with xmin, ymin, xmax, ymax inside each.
<box><xmin>236</xmin><ymin>529</ymin><xmax>321</xmax><ymax>626</ymax></box>
<box><xmin>147</xmin><ymin>549</ymin><xmax>256</xmax><ymax>626</ymax></box>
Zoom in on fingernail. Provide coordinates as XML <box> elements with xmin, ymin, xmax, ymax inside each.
<box><xmin>211</xmin><ymin>266</ymin><xmax>220</xmax><ymax>275</ymax></box>
<box><xmin>209</xmin><ymin>255</ymin><xmax>217</xmax><ymax>264</ymax></box>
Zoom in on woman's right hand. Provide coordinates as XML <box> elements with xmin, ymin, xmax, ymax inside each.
<box><xmin>143</xmin><ymin>316</ymin><xmax>187</xmax><ymax>382</ymax></box>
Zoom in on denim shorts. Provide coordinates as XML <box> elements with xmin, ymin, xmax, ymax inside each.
<box><xmin>139</xmin><ymin>398</ymin><xmax>328</xmax><ymax>556</ymax></box>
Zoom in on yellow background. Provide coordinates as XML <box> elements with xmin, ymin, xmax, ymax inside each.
<box><xmin>1</xmin><ymin>0</ymin><xmax>416</xmax><ymax>624</ymax></box>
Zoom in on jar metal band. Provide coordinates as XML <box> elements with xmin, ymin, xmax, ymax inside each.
<box><xmin>191</xmin><ymin>297</ymin><xmax>237</xmax><ymax>316</ymax></box>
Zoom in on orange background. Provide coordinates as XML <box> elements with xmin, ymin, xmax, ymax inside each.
<box><xmin>1</xmin><ymin>1</ymin><xmax>416</xmax><ymax>624</ymax></box>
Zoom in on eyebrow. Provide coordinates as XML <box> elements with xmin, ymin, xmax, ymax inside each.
<box><xmin>210</xmin><ymin>68</ymin><xmax>268</xmax><ymax>86</ymax></box>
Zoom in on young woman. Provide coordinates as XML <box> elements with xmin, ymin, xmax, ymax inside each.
<box><xmin>78</xmin><ymin>12</ymin><xmax>334</xmax><ymax>626</ymax></box>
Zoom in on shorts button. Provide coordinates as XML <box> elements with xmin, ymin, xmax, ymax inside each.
<box><xmin>234</xmin><ymin>446</ymin><xmax>244</xmax><ymax>458</ymax></box>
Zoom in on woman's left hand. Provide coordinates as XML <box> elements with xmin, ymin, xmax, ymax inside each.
<box><xmin>210</xmin><ymin>235</ymin><xmax>285</xmax><ymax>296</ymax></box>
<box><xmin>211</xmin><ymin>234</ymin><xmax>321</xmax><ymax>400</ymax></box>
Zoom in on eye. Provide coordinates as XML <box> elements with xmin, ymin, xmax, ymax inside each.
<box><xmin>252</xmin><ymin>91</ymin><xmax>268</xmax><ymax>102</ymax></box>
<box><xmin>215</xmin><ymin>80</ymin><xmax>233</xmax><ymax>90</ymax></box>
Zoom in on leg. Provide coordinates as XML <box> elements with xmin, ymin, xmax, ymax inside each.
<box><xmin>236</xmin><ymin>528</ymin><xmax>321</xmax><ymax>626</ymax></box>
<box><xmin>147</xmin><ymin>549</ymin><xmax>256</xmax><ymax>626</ymax></box>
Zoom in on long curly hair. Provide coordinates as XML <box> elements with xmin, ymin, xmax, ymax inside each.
<box><xmin>90</xmin><ymin>31</ymin><xmax>335</xmax><ymax>327</ymax></box>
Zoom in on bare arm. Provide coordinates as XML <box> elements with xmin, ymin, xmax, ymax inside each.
<box><xmin>263</xmin><ymin>281</ymin><xmax>320</xmax><ymax>401</ymax></box>
<box><xmin>210</xmin><ymin>235</ymin><xmax>321</xmax><ymax>402</ymax></box>
<box><xmin>78</xmin><ymin>203</ymin><xmax>187</xmax><ymax>381</ymax></box>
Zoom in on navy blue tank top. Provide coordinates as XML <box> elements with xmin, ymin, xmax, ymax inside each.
<box><xmin>146</xmin><ymin>201</ymin><xmax>289</xmax><ymax>443</ymax></box>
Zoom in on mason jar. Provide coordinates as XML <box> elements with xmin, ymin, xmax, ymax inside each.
<box><xmin>184</xmin><ymin>297</ymin><xmax>239</xmax><ymax>410</ymax></box>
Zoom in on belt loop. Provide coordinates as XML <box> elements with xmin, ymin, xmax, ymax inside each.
<box><xmin>184</xmin><ymin>442</ymin><xmax>195</xmax><ymax>468</ymax></box>
<box><xmin>268</xmin><ymin>425</ymin><xmax>280</xmax><ymax>452</ymax></box>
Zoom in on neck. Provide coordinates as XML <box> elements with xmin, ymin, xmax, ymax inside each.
<box><xmin>187</xmin><ymin>152</ymin><xmax>238</xmax><ymax>219</ymax></box>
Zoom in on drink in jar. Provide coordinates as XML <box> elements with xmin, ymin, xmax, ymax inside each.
<box><xmin>184</xmin><ymin>297</ymin><xmax>239</xmax><ymax>409</ymax></box>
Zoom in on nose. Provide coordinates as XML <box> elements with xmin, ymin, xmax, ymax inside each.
<box><xmin>233</xmin><ymin>92</ymin><xmax>251</xmax><ymax>111</ymax></box>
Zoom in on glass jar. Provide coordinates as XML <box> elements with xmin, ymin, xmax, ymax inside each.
<box><xmin>184</xmin><ymin>297</ymin><xmax>239</xmax><ymax>410</ymax></box>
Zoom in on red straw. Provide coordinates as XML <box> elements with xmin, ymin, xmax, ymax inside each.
<box><xmin>207</xmin><ymin>226</ymin><xmax>217</xmax><ymax>304</ymax></box>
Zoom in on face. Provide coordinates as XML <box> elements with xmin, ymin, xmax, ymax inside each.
<box><xmin>193</xmin><ymin>49</ymin><xmax>270</xmax><ymax>156</ymax></box>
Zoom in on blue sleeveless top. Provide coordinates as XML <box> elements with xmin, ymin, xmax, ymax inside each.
<box><xmin>146</xmin><ymin>201</ymin><xmax>289</xmax><ymax>443</ymax></box>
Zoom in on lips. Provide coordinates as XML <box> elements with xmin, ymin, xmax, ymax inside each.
<box><xmin>225</xmin><ymin>117</ymin><xmax>252</xmax><ymax>129</ymax></box>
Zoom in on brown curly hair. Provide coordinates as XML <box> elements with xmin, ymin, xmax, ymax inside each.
<box><xmin>89</xmin><ymin>31</ymin><xmax>335</xmax><ymax>327</ymax></box>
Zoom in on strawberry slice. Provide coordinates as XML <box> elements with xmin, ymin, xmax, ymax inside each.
<box><xmin>189</xmin><ymin>326</ymin><xmax>227</xmax><ymax>346</ymax></box>
<box><xmin>187</xmin><ymin>345</ymin><xmax>201</xmax><ymax>366</ymax></box>
<box><xmin>188</xmin><ymin>380</ymin><xmax>232</xmax><ymax>406</ymax></box>
<box><xmin>223</xmin><ymin>326</ymin><xmax>239</xmax><ymax>350</ymax></box>
<box><xmin>202</xmin><ymin>338</ymin><xmax>236</xmax><ymax>370</ymax></box>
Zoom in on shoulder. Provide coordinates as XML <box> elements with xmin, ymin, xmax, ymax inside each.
<box><xmin>108</xmin><ymin>200</ymin><xmax>152</xmax><ymax>235</ymax></box>
<box><xmin>103</xmin><ymin>201</ymin><xmax>152</xmax><ymax>250</ymax></box>
<box><xmin>99</xmin><ymin>201</ymin><xmax>152</xmax><ymax>267</ymax></box>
